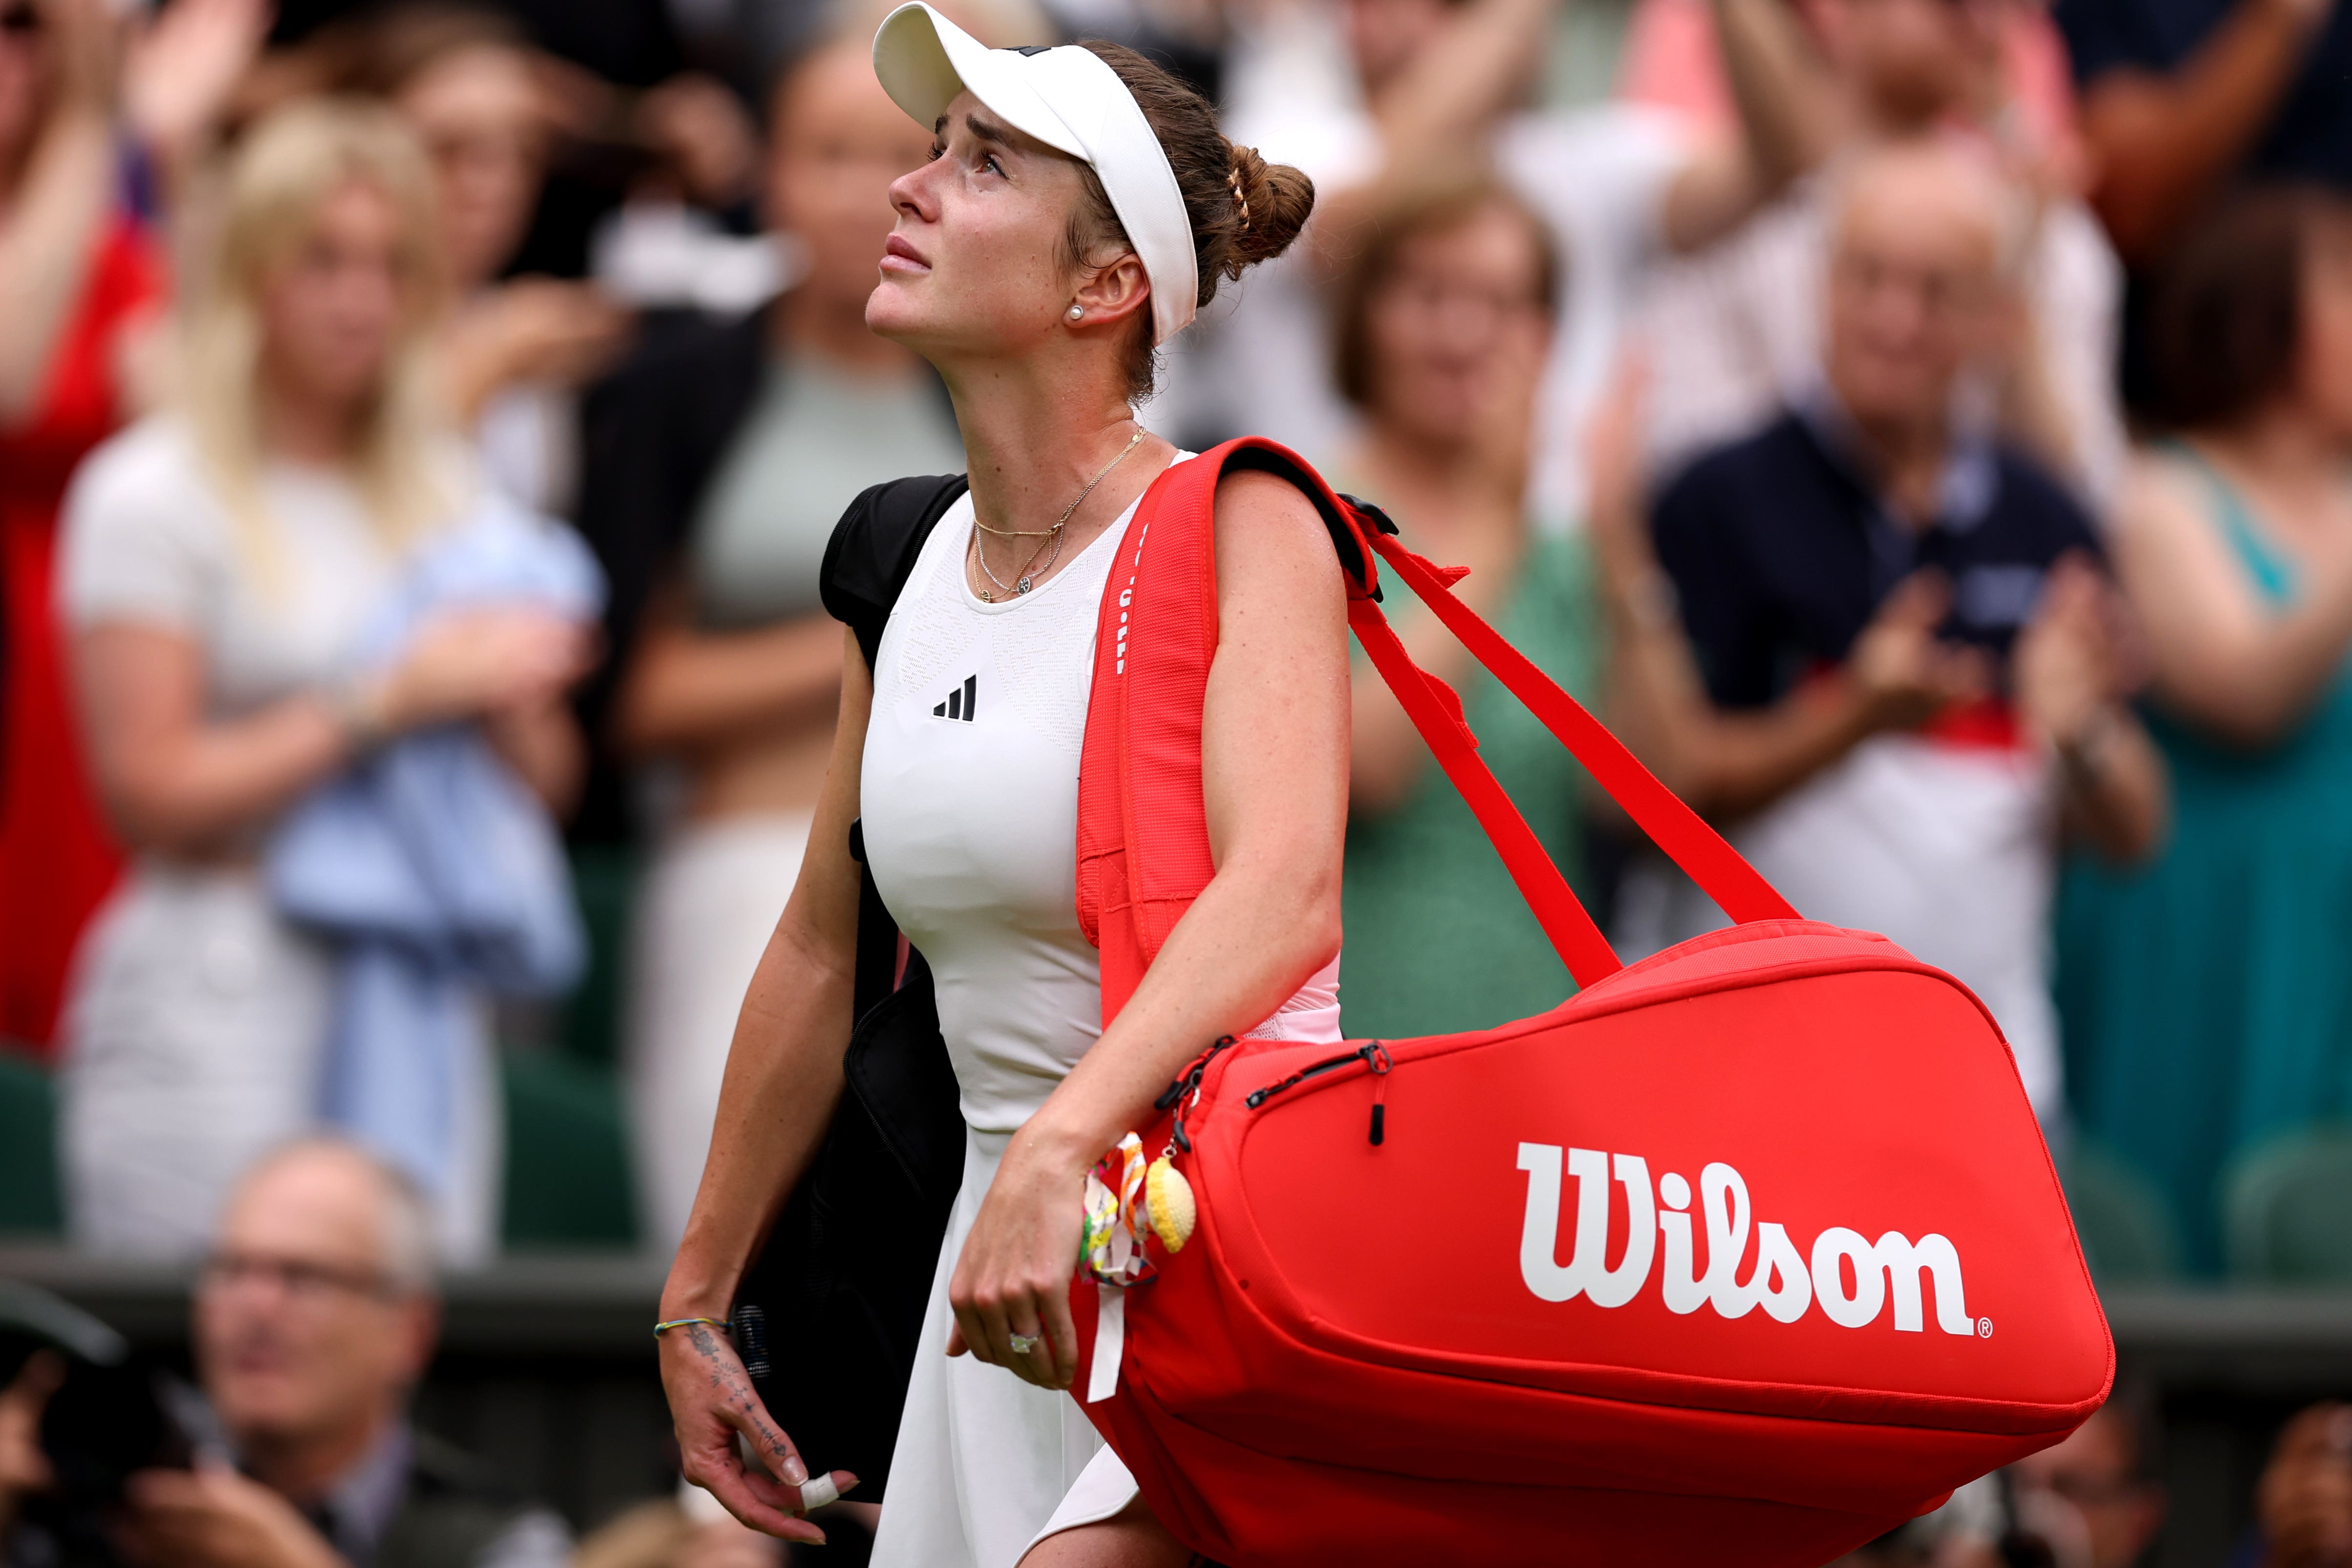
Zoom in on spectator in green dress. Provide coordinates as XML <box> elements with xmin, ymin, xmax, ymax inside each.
<box><xmin>1329</xmin><ymin>170</ymin><xmax>1602</xmax><ymax>1039</ymax></box>
<box><xmin>2057</xmin><ymin>186</ymin><xmax>2352</xmax><ymax>1272</ymax></box>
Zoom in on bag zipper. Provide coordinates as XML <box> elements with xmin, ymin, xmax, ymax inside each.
<box><xmin>1155</xmin><ymin>1035</ymin><xmax>1238</xmax><ymax>1154</ymax></box>
<box><xmin>1245</xmin><ymin>1041</ymin><xmax>1394</xmax><ymax>1145</ymax></box>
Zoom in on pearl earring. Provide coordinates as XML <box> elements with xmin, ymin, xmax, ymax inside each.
<box><xmin>1068</xmin><ymin>305</ymin><xmax>1084</xmax><ymax>321</ymax></box>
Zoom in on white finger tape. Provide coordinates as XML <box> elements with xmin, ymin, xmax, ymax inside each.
<box><xmin>798</xmin><ymin>1474</ymin><xmax>840</xmax><ymax>1512</ymax></box>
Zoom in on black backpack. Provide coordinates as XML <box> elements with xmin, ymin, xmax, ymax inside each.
<box><xmin>728</xmin><ymin>473</ymin><xmax>970</xmax><ymax>1502</ymax></box>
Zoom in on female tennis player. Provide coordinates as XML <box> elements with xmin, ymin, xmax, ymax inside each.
<box><xmin>655</xmin><ymin>7</ymin><xmax>1339</xmax><ymax>1563</ymax></box>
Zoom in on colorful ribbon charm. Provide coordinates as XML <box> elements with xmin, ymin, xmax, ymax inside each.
<box><xmin>1081</xmin><ymin>1133</ymin><xmax>1155</xmax><ymax>1402</ymax></box>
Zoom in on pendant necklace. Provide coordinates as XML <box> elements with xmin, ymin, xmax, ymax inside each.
<box><xmin>972</xmin><ymin>427</ymin><xmax>1146</xmax><ymax>601</ymax></box>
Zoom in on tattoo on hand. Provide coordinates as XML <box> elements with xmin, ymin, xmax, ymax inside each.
<box><xmin>685</xmin><ymin>1323</ymin><xmax>769</xmax><ymax>1433</ymax></box>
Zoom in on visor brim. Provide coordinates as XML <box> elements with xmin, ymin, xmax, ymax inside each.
<box><xmin>873</xmin><ymin>4</ymin><xmax>1087</xmax><ymax>162</ymax></box>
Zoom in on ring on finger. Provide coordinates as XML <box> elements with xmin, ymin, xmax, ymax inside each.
<box><xmin>1007</xmin><ymin>1332</ymin><xmax>1039</xmax><ymax>1356</ymax></box>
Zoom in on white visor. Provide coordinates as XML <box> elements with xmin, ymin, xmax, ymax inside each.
<box><xmin>872</xmin><ymin>2</ymin><xmax>1200</xmax><ymax>346</ymax></box>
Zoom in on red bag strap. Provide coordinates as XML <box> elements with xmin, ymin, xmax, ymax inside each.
<box><xmin>1344</xmin><ymin>589</ymin><xmax>1623</xmax><ymax>987</ymax></box>
<box><xmin>1076</xmin><ymin>438</ymin><xmax>1795</xmax><ymax>1018</ymax></box>
<box><xmin>1356</xmin><ymin>525</ymin><xmax>1798</xmax><ymax>937</ymax></box>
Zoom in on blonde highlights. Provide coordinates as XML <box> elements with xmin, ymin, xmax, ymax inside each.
<box><xmin>177</xmin><ymin>98</ymin><xmax>454</xmax><ymax>583</ymax></box>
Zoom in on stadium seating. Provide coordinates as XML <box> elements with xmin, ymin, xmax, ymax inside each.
<box><xmin>504</xmin><ymin>846</ymin><xmax>640</xmax><ymax>1249</ymax></box>
<box><xmin>2062</xmin><ymin>1141</ymin><xmax>2185</xmax><ymax>1285</ymax></box>
<box><xmin>0</xmin><ymin>1051</ymin><xmax>62</xmax><ymax>1236</ymax></box>
<box><xmin>2223</xmin><ymin>1125</ymin><xmax>2352</xmax><ymax>1284</ymax></box>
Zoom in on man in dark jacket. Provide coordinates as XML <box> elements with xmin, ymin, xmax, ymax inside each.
<box><xmin>110</xmin><ymin>1140</ymin><xmax>568</xmax><ymax>1568</ymax></box>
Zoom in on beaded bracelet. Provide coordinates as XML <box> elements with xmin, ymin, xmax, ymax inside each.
<box><xmin>653</xmin><ymin>1316</ymin><xmax>732</xmax><ymax>1340</ymax></box>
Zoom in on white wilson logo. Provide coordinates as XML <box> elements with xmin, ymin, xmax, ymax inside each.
<box><xmin>1113</xmin><ymin>520</ymin><xmax>1150</xmax><ymax>676</ymax></box>
<box><xmin>1515</xmin><ymin>1144</ymin><xmax>1975</xmax><ymax>1336</ymax></box>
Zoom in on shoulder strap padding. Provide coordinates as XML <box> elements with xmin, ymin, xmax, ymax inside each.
<box><xmin>1216</xmin><ymin>443</ymin><xmax>1379</xmax><ymax>596</ymax></box>
<box><xmin>1078</xmin><ymin>440</ymin><xmax>1394</xmax><ymax>1024</ymax></box>
<box><xmin>820</xmin><ymin>473</ymin><xmax>972</xmax><ymax>673</ymax></box>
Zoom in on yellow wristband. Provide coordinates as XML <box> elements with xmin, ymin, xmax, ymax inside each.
<box><xmin>653</xmin><ymin>1316</ymin><xmax>732</xmax><ymax>1340</ymax></box>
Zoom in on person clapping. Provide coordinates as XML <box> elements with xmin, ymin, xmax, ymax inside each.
<box><xmin>57</xmin><ymin>100</ymin><xmax>594</xmax><ymax>1262</ymax></box>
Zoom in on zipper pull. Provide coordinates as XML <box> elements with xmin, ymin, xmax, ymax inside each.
<box><xmin>1155</xmin><ymin>1035</ymin><xmax>1238</xmax><ymax>1113</ymax></box>
<box><xmin>1162</xmin><ymin>1036</ymin><xmax>1238</xmax><ymax>1153</ymax></box>
<box><xmin>1366</xmin><ymin>1042</ymin><xmax>1392</xmax><ymax>1146</ymax></box>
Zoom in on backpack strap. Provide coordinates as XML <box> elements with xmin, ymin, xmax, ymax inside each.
<box><xmin>820</xmin><ymin>472</ymin><xmax>970</xmax><ymax>1021</ymax></box>
<box><xmin>820</xmin><ymin>473</ymin><xmax>973</xmax><ymax>677</ymax></box>
<box><xmin>1078</xmin><ymin>437</ymin><xmax>1795</xmax><ymax>1026</ymax></box>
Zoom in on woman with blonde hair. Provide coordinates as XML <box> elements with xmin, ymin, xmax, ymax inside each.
<box><xmin>57</xmin><ymin>97</ymin><xmax>592</xmax><ymax>1260</ymax></box>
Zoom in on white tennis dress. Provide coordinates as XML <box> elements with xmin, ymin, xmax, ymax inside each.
<box><xmin>859</xmin><ymin>458</ymin><xmax>1341</xmax><ymax>1567</ymax></box>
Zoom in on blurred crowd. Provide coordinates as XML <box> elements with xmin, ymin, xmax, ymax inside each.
<box><xmin>7</xmin><ymin>0</ymin><xmax>2352</xmax><ymax>1554</ymax></box>
<box><xmin>0</xmin><ymin>1132</ymin><xmax>2326</xmax><ymax>1568</ymax></box>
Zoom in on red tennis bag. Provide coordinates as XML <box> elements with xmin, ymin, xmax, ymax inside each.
<box><xmin>1066</xmin><ymin>439</ymin><xmax>2112</xmax><ymax>1567</ymax></box>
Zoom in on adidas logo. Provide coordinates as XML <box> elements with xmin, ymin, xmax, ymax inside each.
<box><xmin>932</xmin><ymin>674</ymin><xmax>978</xmax><ymax>722</ymax></box>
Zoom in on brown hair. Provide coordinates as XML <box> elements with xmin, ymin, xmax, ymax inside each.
<box><xmin>1063</xmin><ymin>42</ymin><xmax>1316</xmax><ymax>397</ymax></box>
<box><xmin>1331</xmin><ymin>169</ymin><xmax>1561</xmax><ymax>410</ymax></box>
<box><xmin>2149</xmin><ymin>184</ymin><xmax>2352</xmax><ymax>431</ymax></box>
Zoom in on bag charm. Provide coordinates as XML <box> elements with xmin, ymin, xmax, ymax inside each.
<box><xmin>1079</xmin><ymin>1137</ymin><xmax>1196</xmax><ymax>1398</ymax></box>
<box><xmin>1081</xmin><ymin>1133</ymin><xmax>1155</xmax><ymax>1289</ymax></box>
<box><xmin>1145</xmin><ymin>1155</ymin><xmax>1195</xmax><ymax>1251</ymax></box>
<box><xmin>1079</xmin><ymin>1037</ymin><xmax>1235</xmax><ymax>1401</ymax></box>
<box><xmin>1080</xmin><ymin>1133</ymin><xmax>1155</xmax><ymax>1403</ymax></box>
<box><xmin>1080</xmin><ymin>1140</ymin><xmax>1197</xmax><ymax>1273</ymax></box>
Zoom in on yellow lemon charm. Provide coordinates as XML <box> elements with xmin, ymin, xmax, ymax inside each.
<box><xmin>1144</xmin><ymin>1155</ymin><xmax>1197</xmax><ymax>1252</ymax></box>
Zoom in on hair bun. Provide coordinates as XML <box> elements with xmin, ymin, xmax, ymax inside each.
<box><xmin>1224</xmin><ymin>143</ymin><xmax>1315</xmax><ymax>275</ymax></box>
<box><xmin>1068</xmin><ymin>40</ymin><xmax>1322</xmax><ymax>396</ymax></box>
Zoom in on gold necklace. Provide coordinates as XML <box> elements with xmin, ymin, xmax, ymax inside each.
<box><xmin>971</xmin><ymin>427</ymin><xmax>1146</xmax><ymax>601</ymax></box>
<box><xmin>971</xmin><ymin>518</ymin><xmax>1066</xmax><ymax>601</ymax></box>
